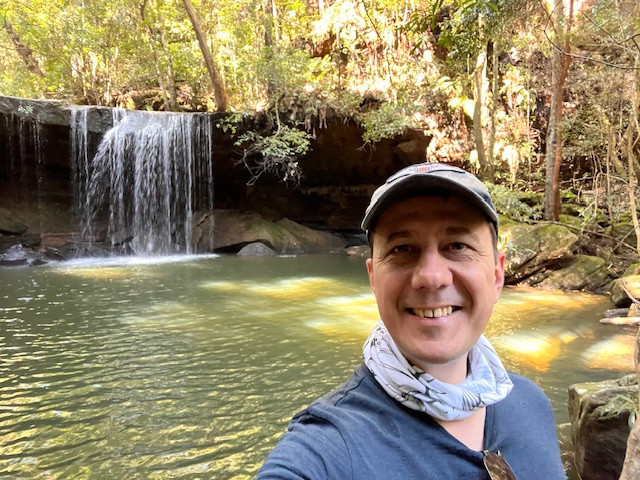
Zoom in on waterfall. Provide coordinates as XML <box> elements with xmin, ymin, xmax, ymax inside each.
<box><xmin>3</xmin><ymin>111</ymin><xmax>45</xmax><ymax>211</ymax></box>
<box><xmin>72</xmin><ymin>108</ymin><xmax>214</xmax><ymax>256</ymax></box>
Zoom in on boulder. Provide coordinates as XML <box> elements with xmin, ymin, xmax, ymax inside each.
<box><xmin>500</xmin><ymin>218</ymin><xmax>579</xmax><ymax>284</ymax></box>
<box><xmin>346</xmin><ymin>245</ymin><xmax>371</xmax><ymax>257</ymax></box>
<box><xmin>610</xmin><ymin>275</ymin><xmax>640</xmax><ymax>308</ymax></box>
<box><xmin>194</xmin><ymin>210</ymin><xmax>345</xmax><ymax>254</ymax></box>
<box><xmin>568</xmin><ymin>374</ymin><xmax>638</xmax><ymax>480</ymax></box>
<box><xmin>237</xmin><ymin>242</ymin><xmax>276</xmax><ymax>256</ymax></box>
<box><xmin>623</xmin><ymin>262</ymin><xmax>640</xmax><ymax>277</ymax></box>
<box><xmin>0</xmin><ymin>244</ymin><xmax>51</xmax><ymax>266</ymax></box>
<box><xmin>0</xmin><ymin>208</ymin><xmax>28</xmax><ymax>235</ymax></box>
<box><xmin>275</xmin><ymin>218</ymin><xmax>346</xmax><ymax>252</ymax></box>
<box><xmin>536</xmin><ymin>255</ymin><xmax>610</xmax><ymax>291</ymax></box>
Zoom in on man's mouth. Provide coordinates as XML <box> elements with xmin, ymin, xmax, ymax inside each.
<box><xmin>410</xmin><ymin>306</ymin><xmax>459</xmax><ymax>318</ymax></box>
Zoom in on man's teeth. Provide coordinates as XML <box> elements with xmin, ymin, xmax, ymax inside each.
<box><xmin>413</xmin><ymin>306</ymin><xmax>454</xmax><ymax>318</ymax></box>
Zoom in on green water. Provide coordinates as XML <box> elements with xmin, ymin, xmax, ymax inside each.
<box><xmin>0</xmin><ymin>255</ymin><xmax>636</xmax><ymax>479</ymax></box>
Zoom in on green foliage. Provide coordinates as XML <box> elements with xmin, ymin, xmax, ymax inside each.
<box><xmin>215</xmin><ymin>112</ymin><xmax>251</xmax><ymax>135</ymax></box>
<box><xmin>562</xmin><ymin>104</ymin><xmax>609</xmax><ymax>159</ymax></box>
<box><xmin>236</xmin><ymin>124</ymin><xmax>311</xmax><ymax>185</ymax></box>
<box><xmin>406</xmin><ymin>0</ymin><xmax>507</xmax><ymax>64</ymax></box>
<box><xmin>1</xmin><ymin>0</ymin><xmax>638</xmax><ymax>212</ymax></box>
<box><xmin>485</xmin><ymin>182</ymin><xmax>541</xmax><ymax>221</ymax></box>
<box><xmin>357</xmin><ymin>103</ymin><xmax>414</xmax><ymax>144</ymax></box>
<box><xmin>593</xmin><ymin>393</ymin><xmax>638</xmax><ymax>429</ymax></box>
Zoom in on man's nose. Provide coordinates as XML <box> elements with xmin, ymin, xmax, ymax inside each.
<box><xmin>410</xmin><ymin>251</ymin><xmax>453</xmax><ymax>291</ymax></box>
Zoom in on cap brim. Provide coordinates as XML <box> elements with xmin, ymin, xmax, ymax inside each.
<box><xmin>361</xmin><ymin>175</ymin><xmax>498</xmax><ymax>234</ymax></box>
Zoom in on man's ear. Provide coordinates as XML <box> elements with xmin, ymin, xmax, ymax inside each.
<box><xmin>494</xmin><ymin>251</ymin><xmax>506</xmax><ymax>301</ymax></box>
<box><xmin>366</xmin><ymin>258</ymin><xmax>375</xmax><ymax>291</ymax></box>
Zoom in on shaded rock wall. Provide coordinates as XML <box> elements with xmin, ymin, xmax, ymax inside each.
<box><xmin>0</xmin><ymin>95</ymin><xmax>430</xmax><ymax>240</ymax></box>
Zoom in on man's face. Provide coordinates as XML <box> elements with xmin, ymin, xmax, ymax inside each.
<box><xmin>366</xmin><ymin>195</ymin><xmax>505</xmax><ymax>374</ymax></box>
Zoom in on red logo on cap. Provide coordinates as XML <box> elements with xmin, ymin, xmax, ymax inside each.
<box><xmin>414</xmin><ymin>163</ymin><xmax>438</xmax><ymax>173</ymax></box>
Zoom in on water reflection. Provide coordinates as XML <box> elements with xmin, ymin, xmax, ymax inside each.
<box><xmin>0</xmin><ymin>256</ymin><xmax>635</xmax><ymax>479</ymax></box>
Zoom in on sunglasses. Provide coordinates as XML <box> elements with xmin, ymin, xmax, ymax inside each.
<box><xmin>483</xmin><ymin>450</ymin><xmax>517</xmax><ymax>480</ymax></box>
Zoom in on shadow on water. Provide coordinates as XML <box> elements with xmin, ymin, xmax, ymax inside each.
<box><xmin>0</xmin><ymin>255</ymin><xmax>635</xmax><ymax>479</ymax></box>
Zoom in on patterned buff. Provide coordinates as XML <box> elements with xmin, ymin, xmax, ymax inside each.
<box><xmin>363</xmin><ymin>321</ymin><xmax>514</xmax><ymax>421</ymax></box>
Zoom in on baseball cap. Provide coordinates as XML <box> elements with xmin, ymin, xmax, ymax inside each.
<box><xmin>361</xmin><ymin>162</ymin><xmax>498</xmax><ymax>242</ymax></box>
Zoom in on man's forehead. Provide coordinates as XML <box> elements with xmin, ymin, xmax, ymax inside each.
<box><xmin>380</xmin><ymin>193</ymin><xmax>487</xmax><ymax>220</ymax></box>
<box><xmin>372</xmin><ymin>195</ymin><xmax>493</xmax><ymax>237</ymax></box>
<box><xmin>382</xmin><ymin>225</ymin><xmax>480</xmax><ymax>241</ymax></box>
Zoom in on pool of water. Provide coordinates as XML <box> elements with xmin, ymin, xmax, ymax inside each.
<box><xmin>0</xmin><ymin>255</ymin><xmax>636</xmax><ymax>479</ymax></box>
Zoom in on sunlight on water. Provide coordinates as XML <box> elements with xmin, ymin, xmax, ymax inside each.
<box><xmin>0</xmin><ymin>255</ymin><xmax>636</xmax><ymax>479</ymax></box>
<box><xmin>582</xmin><ymin>334</ymin><xmax>636</xmax><ymax>371</ymax></box>
<box><xmin>57</xmin><ymin>254</ymin><xmax>219</xmax><ymax>267</ymax></box>
<box><xmin>243</xmin><ymin>277</ymin><xmax>357</xmax><ymax>301</ymax></box>
<box><xmin>491</xmin><ymin>333</ymin><xmax>562</xmax><ymax>372</ymax></box>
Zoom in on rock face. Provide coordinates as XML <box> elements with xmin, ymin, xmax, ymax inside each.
<box><xmin>0</xmin><ymin>207</ymin><xmax>28</xmax><ymax>235</ymax></box>
<box><xmin>500</xmin><ymin>218</ymin><xmax>586</xmax><ymax>286</ymax></box>
<box><xmin>537</xmin><ymin>255</ymin><xmax>610</xmax><ymax>290</ymax></box>
<box><xmin>568</xmin><ymin>374</ymin><xmax>638</xmax><ymax>480</ymax></box>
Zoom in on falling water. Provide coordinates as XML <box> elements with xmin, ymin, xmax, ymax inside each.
<box><xmin>3</xmin><ymin>111</ymin><xmax>45</xmax><ymax>208</ymax></box>
<box><xmin>72</xmin><ymin>108</ymin><xmax>214</xmax><ymax>256</ymax></box>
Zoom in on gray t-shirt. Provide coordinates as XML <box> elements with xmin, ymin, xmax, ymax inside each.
<box><xmin>257</xmin><ymin>363</ymin><xmax>566</xmax><ymax>479</ymax></box>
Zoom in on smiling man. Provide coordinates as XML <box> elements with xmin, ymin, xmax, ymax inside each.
<box><xmin>257</xmin><ymin>163</ymin><xmax>565</xmax><ymax>480</ymax></box>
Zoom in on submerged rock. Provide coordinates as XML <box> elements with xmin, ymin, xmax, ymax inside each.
<box><xmin>0</xmin><ymin>244</ymin><xmax>52</xmax><ymax>266</ymax></box>
<box><xmin>568</xmin><ymin>374</ymin><xmax>637</xmax><ymax>480</ymax></box>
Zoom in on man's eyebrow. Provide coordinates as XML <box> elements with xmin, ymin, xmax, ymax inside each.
<box><xmin>385</xmin><ymin>230</ymin><xmax>411</xmax><ymax>243</ymax></box>
<box><xmin>445</xmin><ymin>225</ymin><xmax>480</xmax><ymax>241</ymax></box>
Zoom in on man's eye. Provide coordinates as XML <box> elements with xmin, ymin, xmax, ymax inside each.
<box><xmin>390</xmin><ymin>244</ymin><xmax>414</xmax><ymax>254</ymax></box>
<box><xmin>448</xmin><ymin>242</ymin><xmax>468</xmax><ymax>251</ymax></box>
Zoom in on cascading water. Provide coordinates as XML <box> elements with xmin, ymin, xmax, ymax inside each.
<box><xmin>72</xmin><ymin>108</ymin><xmax>214</xmax><ymax>256</ymax></box>
<box><xmin>2</xmin><ymin>110</ymin><xmax>44</xmax><ymax>208</ymax></box>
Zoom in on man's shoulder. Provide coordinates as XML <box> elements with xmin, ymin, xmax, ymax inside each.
<box><xmin>296</xmin><ymin>364</ymin><xmax>383</xmax><ymax>421</ymax></box>
<box><xmin>507</xmin><ymin>371</ymin><xmax>548</xmax><ymax>397</ymax></box>
<box><xmin>256</xmin><ymin>365</ymin><xmax>384</xmax><ymax>479</ymax></box>
<box><xmin>500</xmin><ymin>371</ymin><xmax>553</xmax><ymax>414</ymax></box>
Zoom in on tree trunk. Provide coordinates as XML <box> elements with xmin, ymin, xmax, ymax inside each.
<box><xmin>543</xmin><ymin>0</ymin><xmax>574</xmax><ymax>221</ymax></box>
<box><xmin>271</xmin><ymin>0</ymin><xmax>280</xmax><ymax>44</ymax></box>
<box><xmin>158</xmin><ymin>30</ymin><xmax>179</xmax><ymax>111</ymax></box>
<box><xmin>181</xmin><ymin>0</ymin><xmax>229</xmax><ymax>111</ymax></box>
<box><xmin>619</xmin><ymin>52</ymin><xmax>640</xmax><ymax>480</ymax></box>
<box><xmin>625</xmin><ymin>56</ymin><xmax>640</xmax><ymax>255</ymax></box>
<box><xmin>473</xmin><ymin>43</ymin><xmax>493</xmax><ymax>181</ymax></box>
<box><xmin>3</xmin><ymin>20</ymin><xmax>45</xmax><ymax>78</ymax></box>
<box><xmin>619</xmin><ymin>324</ymin><xmax>640</xmax><ymax>479</ymax></box>
<box><xmin>488</xmin><ymin>43</ymin><xmax>498</xmax><ymax>178</ymax></box>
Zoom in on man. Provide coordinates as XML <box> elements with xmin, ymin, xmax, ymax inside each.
<box><xmin>257</xmin><ymin>162</ymin><xmax>565</xmax><ymax>479</ymax></box>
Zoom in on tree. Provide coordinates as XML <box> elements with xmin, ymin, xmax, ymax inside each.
<box><xmin>140</xmin><ymin>0</ymin><xmax>179</xmax><ymax>111</ymax></box>
<box><xmin>181</xmin><ymin>0</ymin><xmax>229</xmax><ymax>111</ymax></box>
<box><xmin>2</xmin><ymin>18</ymin><xmax>44</xmax><ymax>78</ymax></box>
<box><xmin>543</xmin><ymin>0</ymin><xmax>575</xmax><ymax>221</ymax></box>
